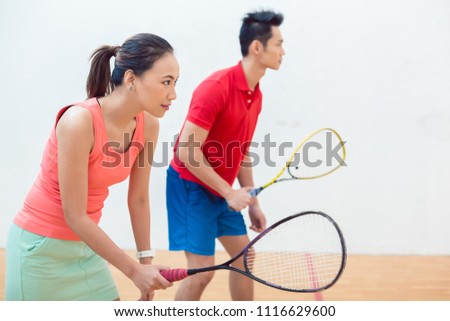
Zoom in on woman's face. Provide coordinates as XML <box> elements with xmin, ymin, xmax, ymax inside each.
<box><xmin>134</xmin><ymin>53</ymin><xmax>179</xmax><ymax>118</ymax></box>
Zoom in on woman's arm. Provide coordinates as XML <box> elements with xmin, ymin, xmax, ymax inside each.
<box><xmin>56</xmin><ymin>107</ymin><xmax>169</xmax><ymax>300</ymax></box>
<box><xmin>128</xmin><ymin>112</ymin><xmax>158</xmax><ymax>265</ymax></box>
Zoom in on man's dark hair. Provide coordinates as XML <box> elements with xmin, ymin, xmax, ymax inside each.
<box><xmin>239</xmin><ymin>10</ymin><xmax>284</xmax><ymax>57</ymax></box>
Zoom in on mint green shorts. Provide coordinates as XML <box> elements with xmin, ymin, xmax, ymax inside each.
<box><xmin>5</xmin><ymin>224</ymin><xmax>119</xmax><ymax>301</ymax></box>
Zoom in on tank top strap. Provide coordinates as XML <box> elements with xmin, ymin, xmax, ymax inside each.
<box><xmin>54</xmin><ymin>98</ymin><xmax>106</xmax><ymax>158</ymax></box>
<box><xmin>133</xmin><ymin>111</ymin><xmax>145</xmax><ymax>146</ymax></box>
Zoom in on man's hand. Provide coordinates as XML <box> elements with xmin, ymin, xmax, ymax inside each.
<box><xmin>248</xmin><ymin>202</ymin><xmax>266</xmax><ymax>232</ymax></box>
<box><xmin>225</xmin><ymin>187</ymin><xmax>253</xmax><ymax>211</ymax></box>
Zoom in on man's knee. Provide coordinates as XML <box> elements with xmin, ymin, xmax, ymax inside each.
<box><xmin>188</xmin><ymin>271</ymin><xmax>215</xmax><ymax>288</ymax></box>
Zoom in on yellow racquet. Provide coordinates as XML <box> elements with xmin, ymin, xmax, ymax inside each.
<box><xmin>250</xmin><ymin>127</ymin><xmax>347</xmax><ymax>197</ymax></box>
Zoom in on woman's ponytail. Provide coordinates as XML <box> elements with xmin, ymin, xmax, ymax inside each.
<box><xmin>86</xmin><ymin>45</ymin><xmax>120</xmax><ymax>98</ymax></box>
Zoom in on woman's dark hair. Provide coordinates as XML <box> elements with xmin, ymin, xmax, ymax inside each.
<box><xmin>86</xmin><ymin>33</ymin><xmax>174</xmax><ymax>98</ymax></box>
<box><xmin>239</xmin><ymin>10</ymin><xmax>284</xmax><ymax>57</ymax></box>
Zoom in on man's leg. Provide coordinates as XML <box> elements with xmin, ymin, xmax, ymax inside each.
<box><xmin>219</xmin><ymin>235</ymin><xmax>254</xmax><ymax>300</ymax></box>
<box><xmin>167</xmin><ymin>167</ymin><xmax>218</xmax><ymax>300</ymax></box>
<box><xmin>175</xmin><ymin>251</ymin><xmax>215</xmax><ymax>301</ymax></box>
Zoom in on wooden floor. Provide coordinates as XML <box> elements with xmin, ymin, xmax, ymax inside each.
<box><xmin>1</xmin><ymin>249</ymin><xmax>449</xmax><ymax>301</ymax></box>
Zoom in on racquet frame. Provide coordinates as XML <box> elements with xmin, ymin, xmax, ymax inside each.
<box><xmin>250</xmin><ymin>127</ymin><xmax>346</xmax><ymax>197</ymax></box>
<box><xmin>161</xmin><ymin>211</ymin><xmax>347</xmax><ymax>293</ymax></box>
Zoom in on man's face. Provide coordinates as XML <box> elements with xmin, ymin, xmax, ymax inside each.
<box><xmin>259</xmin><ymin>26</ymin><xmax>285</xmax><ymax>70</ymax></box>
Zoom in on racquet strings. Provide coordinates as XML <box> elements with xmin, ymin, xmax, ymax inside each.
<box><xmin>245</xmin><ymin>213</ymin><xmax>344</xmax><ymax>291</ymax></box>
<box><xmin>286</xmin><ymin>128</ymin><xmax>346</xmax><ymax>180</ymax></box>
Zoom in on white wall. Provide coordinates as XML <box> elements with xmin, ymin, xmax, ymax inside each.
<box><xmin>1</xmin><ymin>0</ymin><xmax>449</xmax><ymax>255</ymax></box>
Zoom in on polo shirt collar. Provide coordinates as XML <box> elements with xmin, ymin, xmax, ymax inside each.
<box><xmin>234</xmin><ymin>61</ymin><xmax>260</xmax><ymax>93</ymax></box>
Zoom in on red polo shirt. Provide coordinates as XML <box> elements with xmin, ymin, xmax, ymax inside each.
<box><xmin>171</xmin><ymin>61</ymin><xmax>262</xmax><ymax>195</ymax></box>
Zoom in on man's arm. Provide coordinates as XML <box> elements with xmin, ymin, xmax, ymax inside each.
<box><xmin>177</xmin><ymin>120</ymin><xmax>252</xmax><ymax>211</ymax></box>
<box><xmin>237</xmin><ymin>154</ymin><xmax>266</xmax><ymax>232</ymax></box>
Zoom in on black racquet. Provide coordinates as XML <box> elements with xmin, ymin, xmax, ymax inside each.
<box><xmin>160</xmin><ymin>211</ymin><xmax>346</xmax><ymax>293</ymax></box>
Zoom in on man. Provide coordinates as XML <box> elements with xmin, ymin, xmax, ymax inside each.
<box><xmin>166</xmin><ymin>10</ymin><xmax>285</xmax><ymax>300</ymax></box>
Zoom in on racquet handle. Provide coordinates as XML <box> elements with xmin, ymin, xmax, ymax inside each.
<box><xmin>249</xmin><ymin>187</ymin><xmax>263</xmax><ymax>197</ymax></box>
<box><xmin>160</xmin><ymin>269</ymin><xmax>189</xmax><ymax>282</ymax></box>
<box><xmin>227</xmin><ymin>187</ymin><xmax>263</xmax><ymax>211</ymax></box>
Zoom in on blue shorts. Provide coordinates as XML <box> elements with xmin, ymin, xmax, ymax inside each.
<box><xmin>166</xmin><ymin>165</ymin><xmax>247</xmax><ymax>256</ymax></box>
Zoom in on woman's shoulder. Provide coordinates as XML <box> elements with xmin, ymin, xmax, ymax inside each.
<box><xmin>58</xmin><ymin>105</ymin><xmax>93</xmax><ymax>125</ymax></box>
<box><xmin>56</xmin><ymin>106</ymin><xmax>94</xmax><ymax>139</ymax></box>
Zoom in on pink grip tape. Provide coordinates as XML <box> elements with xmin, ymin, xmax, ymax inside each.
<box><xmin>160</xmin><ymin>269</ymin><xmax>189</xmax><ymax>282</ymax></box>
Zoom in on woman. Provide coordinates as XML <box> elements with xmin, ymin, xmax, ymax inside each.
<box><xmin>6</xmin><ymin>33</ymin><xmax>179</xmax><ymax>300</ymax></box>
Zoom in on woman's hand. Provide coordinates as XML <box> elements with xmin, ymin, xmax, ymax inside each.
<box><xmin>130</xmin><ymin>263</ymin><xmax>173</xmax><ymax>301</ymax></box>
